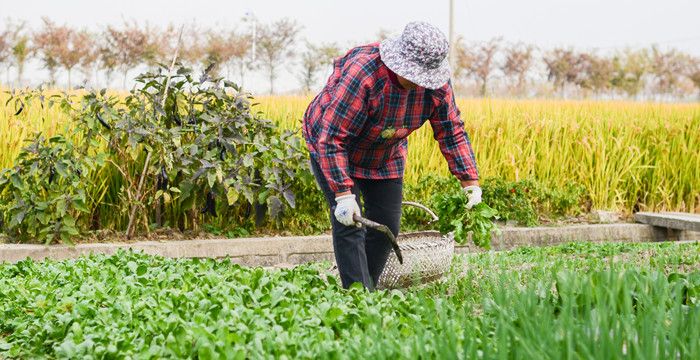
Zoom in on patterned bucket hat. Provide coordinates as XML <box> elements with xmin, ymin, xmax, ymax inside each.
<box><xmin>379</xmin><ymin>21</ymin><xmax>451</xmax><ymax>90</ymax></box>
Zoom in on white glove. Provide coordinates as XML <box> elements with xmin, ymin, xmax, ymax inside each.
<box><xmin>463</xmin><ymin>185</ymin><xmax>482</xmax><ymax>209</ymax></box>
<box><xmin>334</xmin><ymin>194</ymin><xmax>361</xmax><ymax>226</ymax></box>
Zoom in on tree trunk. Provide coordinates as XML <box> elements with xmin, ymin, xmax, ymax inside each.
<box><xmin>122</xmin><ymin>70</ymin><xmax>128</xmax><ymax>90</ymax></box>
<box><xmin>479</xmin><ymin>78</ymin><xmax>487</xmax><ymax>97</ymax></box>
<box><xmin>105</xmin><ymin>70</ymin><xmax>113</xmax><ymax>89</ymax></box>
<box><xmin>16</xmin><ymin>62</ymin><xmax>24</xmax><ymax>86</ymax></box>
<box><xmin>48</xmin><ymin>68</ymin><xmax>57</xmax><ymax>87</ymax></box>
<box><xmin>517</xmin><ymin>75</ymin><xmax>526</xmax><ymax>97</ymax></box>
<box><xmin>269</xmin><ymin>65</ymin><xmax>275</xmax><ymax>95</ymax></box>
<box><xmin>239</xmin><ymin>61</ymin><xmax>245</xmax><ymax>87</ymax></box>
<box><xmin>67</xmin><ymin>68</ymin><xmax>72</xmax><ymax>90</ymax></box>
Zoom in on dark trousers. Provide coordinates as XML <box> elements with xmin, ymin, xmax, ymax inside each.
<box><xmin>309</xmin><ymin>157</ymin><xmax>402</xmax><ymax>290</ymax></box>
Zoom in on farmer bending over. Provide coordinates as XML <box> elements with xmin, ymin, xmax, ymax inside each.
<box><xmin>303</xmin><ymin>22</ymin><xmax>481</xmax><ymax>290</ymax></box>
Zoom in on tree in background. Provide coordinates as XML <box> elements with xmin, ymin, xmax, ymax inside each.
<box><xmin>61</xmin><ymin>30</ymin><xmax>95</xmax><ymax>89</ymax></box>
<box><xmin>456</xmin><ymin>37</ymin><xmax>501</xmax><ymax>96</ymax></box>
<box><xmin>501</xmin><ymin>43</ymin><xmax>534</xmax><ymax>96</ymax></box>
<box><xmin>78</xmin><ymin>32</ymin><xmax>100</xmax><ymax>88</ymax></box>
<box><xmin>611</xmin><ymin>49</ymin><xmax>650</xmax><ymax>99</ymax></box>
<box><xmin>688</xmin><ymin>57</ymin><xmax>700</xmax><ymax>100</ymax></box>
<box><xmin>226</xmin><ymin>31</ymin><xmax>253</xmax><ymax>86</ymax></box>
<box><xmin>574</xmin><ymin>52</ymin><xmax>614</xmax><ymax>96</ymax></box>
<box><xmin>33</xmin><ymin>18</ymin><xmax>63</xmax><ymax>86</ymax></box>
<box><xmin>98</xmin><ymin>37</ymin><xmax>118</xmax><ymax>88</ymax></box>
<box><xmin>650</xmin><ymin>46</ymin><xmax>688</xmax><ymax>98</ymax></box>
<box><xmin>0</xmin><ymin>23</ymin><xmax>11</xmax><ymax>85</ymax></box>
<box><xmin>256</xmin><ymin>18</ymin><xmax>302</xmax><ymax>94</ymax></box>
<box><xmin>298</xmin><ymin>41</ymin><xmax>341</xmax><ymax>93</ymax></box>
<box><xmin>102</xmin><ymin>22</ymin><xmax>153</xmax><ymax>89</ymax></box>
<box><xmin>34</xmin><ymin>18</ymin><xmax>94</xmax><ymax>89</ymax></box>
<box><xmin>34</xmin><ymin>18</ymin><xmax>95</xmax><ymax>88</ymax></box>
<box><xmin>140</xmin><ymin>24</ymin><xmax>168</xmax><ymax>69</ymax></box>
<box><xmin>8</xmin><ymin>20</ymin><xmax>31</xmax><ymax>86</ymax></box>
<box><xmin>178</xmin><ymin>24</ymin><xmax>206</xmax><ymax>67</ymax></box>
<box><xmin>543</xmin><ymin>48</ymin><xmax>578</xmax><ymax>96</ymax></box>
<box><xmin>2</xmin><ymin>16</ymin><xmax>700</xmax><ymax>99</ymax></box>
<box><xmin>202</xmin><ymin>29</ymin><xmax>251</xmax><ymax>81</ymax></box>
<box><xmin>202</xmin><ymin>30</ymin><xmax>231</xmax><ymax>76</ymax></box>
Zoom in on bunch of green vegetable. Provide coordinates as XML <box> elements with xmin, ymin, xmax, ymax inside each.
<box><xmin>433</xmin><ymin>191</ymin><xmax>500</xmax><ymax>248</ymax></box>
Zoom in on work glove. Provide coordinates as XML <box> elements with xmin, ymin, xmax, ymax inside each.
<box><xmin>463</xmin><ymin>185</ymin><xmax>482</xmax><ymax>209</ymax></box>
<box><xmin>334</xmin><ymin>194</ymin><xmax>362</xmax><ymax>226</ymax></box>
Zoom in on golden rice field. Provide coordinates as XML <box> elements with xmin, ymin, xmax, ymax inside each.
<box><xmin>2</xmin><ymin>93</ymin><xmax>699</xmax><ymax>213</ymax></box>
<box><xmin>257</xmin><ymin>96</ymin><xmax>700</xmax><ymax>213</ymax></box>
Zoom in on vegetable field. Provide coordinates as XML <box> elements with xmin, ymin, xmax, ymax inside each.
<box><xmin>1</xmin><ymin>241</ymin><xmax>699</xmax><ymax>358</ymax></box>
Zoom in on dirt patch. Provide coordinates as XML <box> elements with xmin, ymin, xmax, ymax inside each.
<box><xmin>0</xmin><ymin>227</ymin><xmax>335</xmax><ymax>245</ymax></box>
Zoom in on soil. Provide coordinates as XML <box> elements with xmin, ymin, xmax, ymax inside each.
<box><xmin>0</xmin><ymin>228</ymin><xmax>222</xmax><ymax>245</ymax></box>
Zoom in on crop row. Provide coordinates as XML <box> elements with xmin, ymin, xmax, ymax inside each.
<box><xmin>1</xmin><ymin>241</ymin><xmax>699</xmax><ymax>358</ymax></box>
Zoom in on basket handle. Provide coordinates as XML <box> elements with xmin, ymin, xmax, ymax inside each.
<box><xmin>402</xmin><ymin>201</ymin><xmax>439</xmax><ymax>223</ymax></box>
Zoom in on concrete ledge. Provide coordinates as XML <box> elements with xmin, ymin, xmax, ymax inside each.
<box><xmin>634</xmin><ymin>212</ymin><xmax>700</xmax><ymax>232</ymax></box>
<box><xmin>1</xmin><ymin>224</ymin><xmax>698</xmax><ymax>265</ymax></box>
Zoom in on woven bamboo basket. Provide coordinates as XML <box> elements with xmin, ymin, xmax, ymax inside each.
<box><xmin>351</xmin><ymin>201</ymin><xmax>455</xmax><ymax>289</ymax></box>
<box><xmin>376</xmin><ymin>230</ymin><xmax>455</xmax><ymax>289</ymax></box>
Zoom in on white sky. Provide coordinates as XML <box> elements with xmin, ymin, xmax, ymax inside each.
<box><xmin>3</xmin><ymin>0</ymin><xmax>700</xmax><ymax>93</ymax></box>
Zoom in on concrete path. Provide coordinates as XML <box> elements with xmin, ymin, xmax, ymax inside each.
<box><xmin>634</xmin><ymin>212</ymin><xmax>700</xmax><ymax>232</ymax></box>
<box><xmin>2</xmin><ymin>223</ymin><xmax>698</xmax><ymax>266</ymax></box>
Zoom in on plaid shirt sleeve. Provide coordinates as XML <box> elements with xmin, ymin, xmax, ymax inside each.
<box><xmin>316</xmin><ymin>64</ymin><xmax>370</xmax><ymax>193</ymax></box>
<box><xmin>429</xmin><ymin>82</ymin><xmax>480</xmax><ymax>181</ymax></box>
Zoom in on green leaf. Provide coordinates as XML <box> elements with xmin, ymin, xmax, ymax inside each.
<box><xmin>226</xmin><ymin>188</ymin><xmax>239</xmax><ymax>205</ymax></box>
<box><xmin>136</xmin><ymin>264</ymin><xmax>147</xmax><ymax>276</ymax></box>
<box><xmin>72</xmin><ymin>199</ymin><xmax>90</xmax><ymax>213</ymax></box>
<box><xmin>10</xmin><ymin>174</ymin><xmax>23</xmax><ymax>189</ymax></box>
<box><xmin>207</xmin><ymin>172</ymin><xmax>216</xmax><ymax>188</ymax></box>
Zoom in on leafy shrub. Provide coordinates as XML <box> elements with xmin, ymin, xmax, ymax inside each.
<box><xmin>401</xmin><ymin>175</ymin><xmax>585</xmax><ymax>236</ymax></box>
<box><xmin>481</xmin><ymin>178</ymin><xmax>538</xmax><ymax>226</ymax></box>
<box><xmin>1</xmin><ymin>65</ymin><xmax>306</xmax><ymax>243</ymax></box>
<box><xmin>481</xmin><ymin>178</ymin><xmax>586</xmax><ymax>226</ymax></box>
<box><xmin>533</xmin><ymin>182</ymin><xmax>587</xmax><ymax>218</ymax></box>
<box><xmin>0</xmin><ymin>134</ymin><xmax>99</xmax><ymax>244</ymax></box>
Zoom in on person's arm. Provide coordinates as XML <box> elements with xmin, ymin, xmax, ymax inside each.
<box><xmin>316</xmin><ymin>67</ymin><xmax>369</xmax><ymax>197</ymax></box>
<box><xmin>428</xmin><ymin>81</ymin><xmax>480</xmax><ymax>185</ymax></box>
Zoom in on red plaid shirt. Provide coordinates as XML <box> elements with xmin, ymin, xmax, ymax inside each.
<box><xmin>303</xmin><ymin>43</ymin><xmax>479</xmax><ymax>193</ymax></box>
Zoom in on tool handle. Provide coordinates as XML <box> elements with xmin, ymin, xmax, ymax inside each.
<box><xmin>353</xmin><ymin>214</ymin><xmax>404</xmax><ymax>264</ymax></box>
